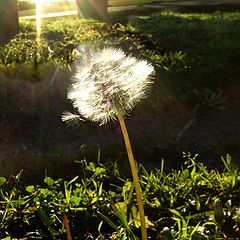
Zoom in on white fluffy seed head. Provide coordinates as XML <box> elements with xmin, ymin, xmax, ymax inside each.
<box><xmin>64</xmin><ymin>47</ymin><xmax>155</xmax><ymax>125</ymax></box>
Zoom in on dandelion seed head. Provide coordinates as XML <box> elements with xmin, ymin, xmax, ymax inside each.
<box><xmin>65</xmin><ymin>47</ymin><xmax>155</xmax><ymax>125</ymax></box>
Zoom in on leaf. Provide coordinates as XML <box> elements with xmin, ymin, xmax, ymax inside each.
<box><xmin>111</xmin><ymin>201</ymin><xmax>138</xmax><ymax>239</ymax></box>
<box><xmin>70</xmin><ymin>195</ymin><xmax>81</xmax><ymax>205</ymax></box>
<box><xmin>40</xmin><ymin>188</ymin><xmax>50</xmax><ymax>196</ymax></box>
<box><xmin>44</xmin><ymin>177</ymin><xmax>55</xmax><ymax>187</ymax></box>
<box><xmin>0</xmin><ymin>237</ymin><xmax>11</xmax><ymax>240</ymax></box>
<box><xmin>98</xmin><ymin>221</ymin><xmax>104</xmax><ymax>237</ymax></box>
<box><xmin>131</xmin><ymin>206</ymin><xmax>154</xmax><ymax>229</ymax></box>
<box><xmin>189</xmin><ymin>222</ymin><xmax>201</xmax><ymax>237</ymax></box>
<box><xmin>67</xmin><ymin>176</ymin><xmax>79</xmax><ymax>186</ymax></box>
<box><xmin>169</xmin><ymin>209</ymin><xmax>182</xmax><ymax>218</ymax></box>
<box><xmin>98</xmin><ymin>182</ymin><xmax>103</xmax><ymax>197</ymax></box>
<box><xmin>37</xmin><ymin>207</ymin><xmax>59</xmax><ymax>238</ymax></box>
<box><xmin>0</xmin><ymin>177</ymin><xmax>6</xmax><ymax>187</ymax></box>
<box><xmin>115</xmin><ymin>202</ymin><xmax>127</xmax><ymax>215</ymax></box>
<box><xmin>37</xmin><ymin>207</ymin><xmax>52</xmax><ymax>227</ymax></box>
<box><xmin>91</xmin><ymin>197</ymin><xmax>98</xmax><ymax>204</ymax></box>
<box><xmin>160</xmin><ymin>227</ymin><xmax>174</xmax><ymax>240</ymax></box>
<box><xmin>95</xmin><ymin>167</ymin><xmax>106</xmax><ymax>177</ymax></box>
<box><xmin>70</xmin><ymin>207</ymin><xmax>87</xmax><ymax>211</ymax></box>
<box><xmin>26</xmin><ymin>185</ymin><xmax>35</xmax><ymax>193</ymax></box>
<box><xmin>96</xmin><ymin>210</ymin><xmax>120</xmax><ymax>233</ymax></box>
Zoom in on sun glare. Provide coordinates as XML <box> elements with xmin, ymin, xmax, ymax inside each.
<box><xmin>32</xmin><ymin>0</ymin><xmax>54</xmax><ymax>7</ymax></box>
<box><xmin>35</xmin><ymin>1</ymin><xmax>41</xmax><ymax>43</ymax></box>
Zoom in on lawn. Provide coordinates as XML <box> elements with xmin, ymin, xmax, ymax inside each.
<box><xmin>1</xmin><ymin>154</ymin><xmax>240</xmax><ymax>239</ymax></box>
<box><xmin>0</xmin><ymin>6</ymin><xmax>240</xmax><ymax>239</ymax></box>
<box><xmin>0</xmin><ymin>9</ymin><xmax>239</xmax><ymax>175</ymax></box>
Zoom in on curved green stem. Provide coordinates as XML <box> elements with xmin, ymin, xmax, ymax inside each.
<box><xmin>117</xmin><ymin>113</ymin><xmax>147</xmax><ymax>240</ymax></box>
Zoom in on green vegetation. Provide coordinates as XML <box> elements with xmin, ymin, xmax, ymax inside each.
<box><xmin>0</xmin><ymin>154</ymin><xmax>240</xmax><ymax>239</ymax></box>
<box><xmin>0</xmin><ymin>10</ymin><xmax>239</xmax><ymax>162</ymax></box>
<box><xmin>1</xmin><ymin>10</ymin><xmax>239</xmax><ymax>106</ymax></box>
<box><xmin>0</xmin><ymin>19</ymin><xmax>106</xmax><ymax>64</ymax></box>
<box><xmin>110</xmin><ymin>10</ymin><xmax>240</xmax><ymax>108</ymax></box>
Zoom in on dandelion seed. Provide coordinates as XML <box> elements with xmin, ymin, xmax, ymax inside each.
<box><xmin>61</xmin><ymin>111</ymin><xmax>84</xmax><ymax>128</ymax></box>
<box><xmin>64</xmin><ymin>47</ymin><xmax>154</xmax><ymax>125</ymax></box>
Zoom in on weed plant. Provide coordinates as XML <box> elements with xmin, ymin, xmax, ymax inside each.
<box><xmin>62</xmin><ymin>47</ymin><xmax>154</xmax><ymax>239</ymax></box>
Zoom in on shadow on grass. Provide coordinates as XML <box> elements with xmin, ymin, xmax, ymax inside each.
<box><xmin>108</xmin><ymin>3</ymin><xmax>240</xmax><ymax>22</ymax></box>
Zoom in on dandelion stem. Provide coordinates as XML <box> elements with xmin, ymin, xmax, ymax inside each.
<box><xmin>117</xmin><ymin>113</ymin><xmax>147</xmax><ymax>240</ymax></box>
<box><xmin>63</xmin><ymin>213</ymin><xmax>72</xmax><ymax>240</ymax></box>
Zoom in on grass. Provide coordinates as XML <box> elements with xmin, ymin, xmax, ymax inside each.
<box><xmin>0</xmin><ymin>8</ymin><xmax>240</xmax><ymax>238</ymax></box>
<box><xmin>3</xmin><ymin>10</ymin><xmax>240</xmax><ymax>93</ymax></box>
<box><xmin>129</xmin><ymin>11</ymin><xmax>240</xmax><ymax>103</ymax></box>
<box><xmin>0</xmin><ymin>10</ymin><xmax>240</xmax><ymax>178</ymax></box>
<box><xmin>0</xmin><ymin>154</ymin><xmax>240</xmax><ymax>239</ymax></box>
<box><xmin>0</xmin><ymin>7</ymin><xmax>239</xmax><ymax>182</ymax></box>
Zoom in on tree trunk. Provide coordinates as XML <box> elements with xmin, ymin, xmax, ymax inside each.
<box><xmin>0</xmin><ymin>0</ymin><xmax>19</xmax><ymax>45</ymax></box>
<box><xmin>76</xmin><ymin>0</ymin><xmax>108</xmax><ymax>21</ymax></box>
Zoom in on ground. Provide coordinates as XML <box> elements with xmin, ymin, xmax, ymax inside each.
<box><xmin>0</xmin><ymin>2</ymin><xmax>240</xmax><ymax>182</ymax></box>
<box><xmin>0</xmin><ymin>62</ymin><xmax>240</xmax><ymax>182</ymax></box>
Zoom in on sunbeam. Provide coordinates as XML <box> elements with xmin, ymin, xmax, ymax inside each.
<box><xmin>35</xmin><ymin>0</ymin><xmax>41</xmax><ymax>44</ymax></box>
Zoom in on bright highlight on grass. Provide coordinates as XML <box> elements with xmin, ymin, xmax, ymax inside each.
<box><xmin>63</xmin><ymin>47</ymin><xmax>154</xmax><ymax>240</ymax></box>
